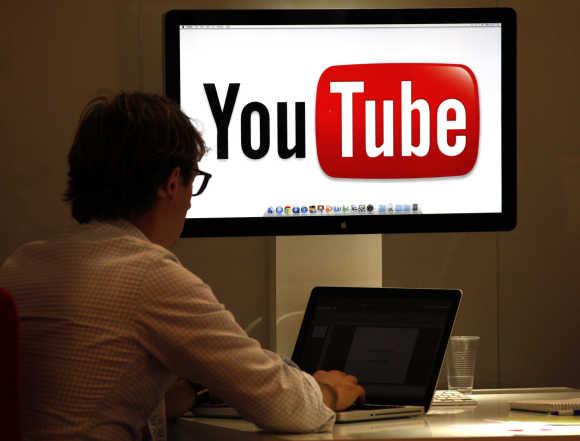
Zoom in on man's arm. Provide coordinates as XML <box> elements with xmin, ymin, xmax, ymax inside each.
<box><xmin>164</xmin><ymin>371</ymin><xmax>365</xmax><ymax>420</ymax></box>
<box><xmin>135</xmin><ymin>258</ymin><xmax>337</xmax><ymax>433</ymax></box>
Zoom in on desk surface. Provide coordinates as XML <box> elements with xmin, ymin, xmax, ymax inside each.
<box><xmin>169</xmin><ymin>388</ymin><xmax>580</xmax><ymax>441</ymax></box>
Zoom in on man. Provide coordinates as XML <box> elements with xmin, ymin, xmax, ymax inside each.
<box><xmin>0</xmin><ymin>92</ymin><xmax>365</xmax><ymax>441</ymax></box>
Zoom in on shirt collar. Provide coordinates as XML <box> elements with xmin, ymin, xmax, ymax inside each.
<box><xmin>98</xmin><ymin>219</ymin><xmax>151</xmax><ymax>242</ymax></box>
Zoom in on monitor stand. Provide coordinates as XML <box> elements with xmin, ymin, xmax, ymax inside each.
<box><xmin>269</xmin><ymin>235</ymin><xmax>382</xmax><ymax>356</ymax></box>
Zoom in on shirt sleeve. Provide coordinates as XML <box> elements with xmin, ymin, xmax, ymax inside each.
<box><xmin>134</xmin><ymin>255</ymin><xmax>335</xmax><ymax>433</ymax></box>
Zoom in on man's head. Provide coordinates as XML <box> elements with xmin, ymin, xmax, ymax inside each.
<box><xmin>64</xmin><ymin>92</ymin><xmax>206</xmax><ymax>245</ymax></box>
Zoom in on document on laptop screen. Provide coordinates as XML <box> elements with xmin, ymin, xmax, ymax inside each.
<box><xmin>344</xmin><ymin>327</ymin><xmax>419</xmax><ymax>385</ymax></box>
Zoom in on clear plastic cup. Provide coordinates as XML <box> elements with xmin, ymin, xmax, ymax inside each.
<box><xmin>446</xmin><ymin>336</ymin><xmax>479</xmax><ymax>394</ymax></box>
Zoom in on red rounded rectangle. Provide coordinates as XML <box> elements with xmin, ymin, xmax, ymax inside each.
<box><xmin>315</xmin><ymin>63</ymin><xmax>479</xmax><ymax>179</ymax></box>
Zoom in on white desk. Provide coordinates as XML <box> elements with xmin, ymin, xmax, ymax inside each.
<box><xmin>169</xmin><ymin>388</ymin><xmax>580</xmax><ymax>441</ymax></box>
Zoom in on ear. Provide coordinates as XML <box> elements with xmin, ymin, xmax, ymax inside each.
<box><xmin>158</xmin><ymin>166</ymin><xmax>181</xmax><ymax>201</ymax></box>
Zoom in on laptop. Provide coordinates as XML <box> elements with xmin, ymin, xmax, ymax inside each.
<box><xmin>193</xmin><ymin>286</ymin><xmax>461</xmax><ymax>423</ymax></box>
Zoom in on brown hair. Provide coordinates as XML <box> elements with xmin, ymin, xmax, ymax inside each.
<box><xmin>64</xmin><ymin>92</ymin><xmax>206</xmax><ymax>223</ymax></box>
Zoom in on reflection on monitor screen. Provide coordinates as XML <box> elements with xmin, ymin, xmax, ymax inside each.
<box><xmin>165</xmin><ymin>9</ymin><xmax>516</xmax><ymax>236</ymax></box>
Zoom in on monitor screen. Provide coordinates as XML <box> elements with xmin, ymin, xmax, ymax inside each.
<box><xmin>164</xmin><ymin>8</ymin><xmax>516</xmax><ymax>237</ymax></box>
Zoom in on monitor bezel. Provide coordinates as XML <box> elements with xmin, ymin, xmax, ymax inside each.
<box><xmin>165</xmin><ymin>8</ymin><xmax>516</xmax><ymax>237</ymax></box>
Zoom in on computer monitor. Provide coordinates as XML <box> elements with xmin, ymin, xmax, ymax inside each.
<box><xmin>164</xmin><ymin>8</ymin><xmax>516</xmax><ymax>237</ymax></box>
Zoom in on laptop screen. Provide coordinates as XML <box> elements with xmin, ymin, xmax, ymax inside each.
<box><xmin>292</xmin><ymin>287</ymin><xmax>460</xmax><ymax>409</ymax></box>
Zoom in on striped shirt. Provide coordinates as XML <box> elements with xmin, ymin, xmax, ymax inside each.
<box><xmin>0</xmin><ymin>220</ymin><xmax>334</xmax><ymax>441</ymax></box>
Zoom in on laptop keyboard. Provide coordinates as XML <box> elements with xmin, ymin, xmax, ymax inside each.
<box><xmin>432</xmin><ymin>389</ymin><xmax>477</xmax><ymax>406</ymax></box>
<box><xmin>346</xmin><ymin>390</ymin><xmax>477</xmax><ymax>411</ymax></box>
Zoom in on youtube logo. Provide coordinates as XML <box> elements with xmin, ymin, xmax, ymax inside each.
<box><xmin>203</xmin><ymin>64</ymin><xmax>479</xmax><ymax>180</ymax></box>
<box><xmin>316</xmin><ymin>63</ymin><xmax>479</xmax><ymax>178</ymax></box>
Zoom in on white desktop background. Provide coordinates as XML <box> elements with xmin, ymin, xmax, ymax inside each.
<box><xmin>179</xmin><ymin>24</ymin><xmax>502</xmax><ymax>218</ymax></box>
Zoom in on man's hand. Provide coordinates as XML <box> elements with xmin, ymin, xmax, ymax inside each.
<box><xmin>313</xmin><ymin>370</ymin><xmax>366</xmax><ymax>411</ymax></box>
<box><xmin>165</xmin><ymin>378</ymin><xmax>195</xmax><ymax>419</ymax></box>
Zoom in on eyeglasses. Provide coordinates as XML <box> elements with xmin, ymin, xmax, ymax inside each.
<box><xmin>191</xmin><ymin>169</ymin><xmax>212</xmax><ymax>196</ymax></box>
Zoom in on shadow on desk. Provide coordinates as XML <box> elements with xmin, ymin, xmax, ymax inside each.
<box><xmin>169</xmin><ymin>416</ymin><xmax>432</xmax><ymax>441</ymax></box>
<box><xmin>169</xmin><ymin>388</ymin><xmax>580</xmax><ymax>441</ymax></box>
